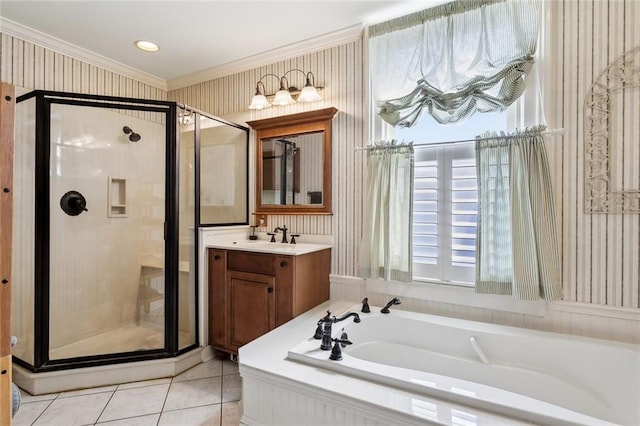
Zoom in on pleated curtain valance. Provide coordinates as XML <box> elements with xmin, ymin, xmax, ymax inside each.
<box><xmin>369</xmin><ymin>0</ymin><xmax>541</xmax><ymax>127</ymax></box>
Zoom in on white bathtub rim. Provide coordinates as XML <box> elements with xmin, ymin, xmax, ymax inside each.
<box><xmin>240</xmin><ymin>362</ymin><xmax>537</xmax><ymax>426</ymax></box>
<box><xmin>239</xmin><ymin>300</ymin><xmax>545</xmax><ymax>426</ymax></box>
<box><xmin>286</xmin><ymin>304</ymin><xmax>638</xmax><ymax>426</ymax></box>
<box><xmin>287</xmin><ymin>343</ymin><xmax>614</xmax><ymax>426</ymax></box>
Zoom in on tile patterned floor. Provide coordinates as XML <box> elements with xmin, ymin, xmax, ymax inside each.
<box><xmin>13</xmin><ymin>358</ymin><xmax>241</xmax><ymax>426</ymax></box>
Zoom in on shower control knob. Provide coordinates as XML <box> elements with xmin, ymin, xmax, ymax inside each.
<box><xmin>60</xmin><ymin>190</ymin><xmax>88</xmax><ymax>216</ymax></box>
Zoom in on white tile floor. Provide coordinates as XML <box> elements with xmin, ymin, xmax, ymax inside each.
<box><xmin>13</xmin><ymin>358</ymin><xmax>241</xmax><ymax>426</ymax></box>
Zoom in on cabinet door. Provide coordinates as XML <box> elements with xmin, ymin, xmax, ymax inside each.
<box><xmin>274</xmin><ymin>255</ymin><xmax>293</xmax><ymax>327</ymax></box>
<box><xmin>208</xmin><ymin>249</ymin><xmax>227</xmax><ymax>350</ymax></box>
<box><xmin>227</xmin><ymin>270</ymin><xmax>275</xmax><ymax>353</ymax></box>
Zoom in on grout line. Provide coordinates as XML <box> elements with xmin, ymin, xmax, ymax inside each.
<box><xmin>155</xmin><ymin>377</ymin><xmax>174</xmax><ymax>425</ymax></box>
<box><xmin>94</xmin><ymin>390</ymin><xmax>117</xmax><ymax>425</ymax></box>
<box><xmin>28</xmin><ymin>397</ymin><xmax>56</xmax><ymax>426</ymax></box>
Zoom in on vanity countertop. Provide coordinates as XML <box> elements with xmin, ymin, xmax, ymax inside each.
<box><xmin>206</xmin><ymin>240</ymin><xmax>331</xmax><ymax>256</ymax></box>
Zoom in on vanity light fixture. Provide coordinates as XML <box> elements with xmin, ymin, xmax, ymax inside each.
<box><xmin>248</xmin><ymin>69</ymin><xmax>323</xmax><ymax>110</ymax></box>
<box><xmin>134</xmin><ymin>40</ymin><xmax>159</xmax><ymax>52</ymax></box>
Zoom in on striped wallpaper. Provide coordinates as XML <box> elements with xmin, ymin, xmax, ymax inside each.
<box><xmin>170</xmin><ymin>0</ymin><xmax>640</xmax><ymax>311</ymax></box>
<box><xmin>0</xmin><ymin>33</ymin><xmax>166</xmax><ymax>100</ymax></box>
<box><xmin>548</xmin><ymin>0</ymin><xmax>640</xmax><ymax>309</ymax></box>
<box><xmin>168</xmin><ymin>40</ymin><xmax>365</xmax><ymax>278</ymax></box>
<box><xmin>2</xmin><ymin>0</ymin><xmax>639</xmax><ymax>318</ymax></box>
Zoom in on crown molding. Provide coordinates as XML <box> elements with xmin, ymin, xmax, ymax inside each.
<box><xmin>0</xmin><ymin>17</ymin><xmax>167</xmax><ymax>91</ymax></box>
<box><xmin>166</xmin><ymin>23</ymin><xmax>363</xmax><ymax>92</ymax></box>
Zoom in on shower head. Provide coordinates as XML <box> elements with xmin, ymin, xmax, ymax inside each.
<box><xmin>123</xmin><ymin>126</ymin><xmax>141</xmax><ymax>142</ymax></box>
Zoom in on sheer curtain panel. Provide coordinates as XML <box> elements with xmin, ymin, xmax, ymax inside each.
<box><xmin>369</xmin><ymin>0</ymin><xmax>540</xmax><ymax>127</ymax></box>
<box><xmin>475</xmin><ymin>126</ymin><xmax>562</xmax><ymax>300</ymax></box>
<box><xmin>359</xmin><ymin>142</ymin><xmax>414</xmax><ymax>282</ymax></box>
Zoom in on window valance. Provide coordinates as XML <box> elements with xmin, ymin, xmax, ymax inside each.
<box><xmin>369</xmin><ymin>0</ymin><xmax>540</xmax><ymax>127</ymax></box>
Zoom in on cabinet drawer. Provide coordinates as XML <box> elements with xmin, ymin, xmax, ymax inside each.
<box><xmin>227</xmin><ymin>251</ymin><xmax>275</xmax><ymax>275</ymax></box>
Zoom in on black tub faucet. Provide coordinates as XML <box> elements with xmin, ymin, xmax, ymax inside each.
<box><xmin>381</xmin><ymin>297</ymin><xmax>401</xmax><ymax>314</ymax></box>
<box><xmin>313</xmin><ymin>310</ymin><xmax>361</xmax><ymax>350</ymax></box>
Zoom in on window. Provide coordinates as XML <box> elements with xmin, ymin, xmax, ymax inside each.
<box><xmin>394</xmin><ymin>111</ymin><xmax>508</xmax><ymax>286</ymax></box>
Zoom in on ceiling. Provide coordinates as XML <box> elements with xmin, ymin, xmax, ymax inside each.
<box><xmin>0</xmin><ymin>1</ymin><xmax>441</xmax><ymax>85</ymax></box>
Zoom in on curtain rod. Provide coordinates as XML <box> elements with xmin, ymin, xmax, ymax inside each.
<box><xmin>354</xmin><ymin>128</ymin><xmax>564</xmax><ymax>151</ymax></box>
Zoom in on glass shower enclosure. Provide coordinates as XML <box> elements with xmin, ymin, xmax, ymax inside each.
<box><xmin>12</xmin><ymin>91</ymin><xmax>248</xmax><ymax>371</ymax></box>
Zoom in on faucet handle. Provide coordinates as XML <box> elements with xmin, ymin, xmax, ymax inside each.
<box><xmin>267</xmin><ymin>232</ymin><xmax>276</xmax><ymax>243</ymax></box>
<box><xmin>313</xmin><ymin>324</ymin><xmax>323</xmax><ymax>339</ymax></box>
<box><xmin>329</xmin><ymin>338</ymin><xmax>352</xmax><ymax>361</ymax></box>
<box><xmin>290</xmin><ymin>234</ymin><xmax>300</xmax><ymax>244</ymax></box>
<box><xmin>361</xmin><ymin>297</ymin><xmax>370</xmax><ymax>313</ymax></box>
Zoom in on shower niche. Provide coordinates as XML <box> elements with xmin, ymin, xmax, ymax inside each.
<box><xmin>11</xmin><ymin>90</ymin><xmax>248</xmax><ymax>385</ymax></box>
<box><xmin>108</xmin><ymin>176</ymin><xmax>127</xmax><ymax>217</ymax></box>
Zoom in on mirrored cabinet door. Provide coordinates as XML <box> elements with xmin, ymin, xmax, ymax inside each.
<box><xmin>247</xmin><ymin>107</ymin><xmax>338</xmax><ymax>215</ymax></box>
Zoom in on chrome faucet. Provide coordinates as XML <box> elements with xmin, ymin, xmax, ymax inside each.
<box><xmin>274</xmin><ymin>225</ymin><xmax>288</xmax><ymax>243</ymax></box>
<box><xmin>313</xmin><ymin>310</ymin><xmax>361</xmax><ymax>350</ymax></box>
<box><xmin>381</xmin><ymin>297</ymin><xmax>401</xmax><ymax>314</ymax></box>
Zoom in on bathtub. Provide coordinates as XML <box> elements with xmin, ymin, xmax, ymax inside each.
<box><xmin>287</xmin><ymin>304</ymin><xmax>640</xmax><ymax>426</ymax></box>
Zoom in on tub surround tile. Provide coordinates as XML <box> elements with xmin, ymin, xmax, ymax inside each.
<box><xmin>98</xmin><ymin>383</ymin><xmax>169</xmax><ymax>422</ymax></box>
<box><xmin>163</xmin><ymin>377</ymin><xmax>222</xmax><ymax>411</ymax></box>
<box><xmin>33</xmin><ymin>392</ymin><xmax>112</xmax><ymax>426</ymax></box>
<box><xmin>158</xmin><ymin>404</ymin><xmax>222</xmax><ymax>425</ymax></box>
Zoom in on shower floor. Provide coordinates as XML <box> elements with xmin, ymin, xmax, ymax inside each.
<box><xmin>49</xmin><ymin>319</ymin><xmax>192</xmax><ymax>360</ymax></box>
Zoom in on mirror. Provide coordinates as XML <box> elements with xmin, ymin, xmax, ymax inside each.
<box><xmin>247</xmin><ymin>107</ymin><xmax>338</xmax><ymax>214</ymax></box>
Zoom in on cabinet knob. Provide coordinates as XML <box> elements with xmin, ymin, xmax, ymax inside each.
<box><xmin>267</xmin><ymin>287</ymin><xmax>274</xmax><ymax>293</ymax></box>
<box><xmin>214</xmin><ymin>255</ymin><xmax>221</xmax><ymax>260</ymax></box>
<box><xmin>280</xmin><ymin>261</ymin><xmax>286</xmax><ymax>268</ymax></box>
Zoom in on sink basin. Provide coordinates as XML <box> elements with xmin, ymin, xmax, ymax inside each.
<box><xmin>208</xmin><ymin>240</ymin><xmax>331</xmax><ymax>256</ymax></box>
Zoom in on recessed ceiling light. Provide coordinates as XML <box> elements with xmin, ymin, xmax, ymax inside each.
<box><xmin>134</xmin><ymin>40</ymin><xmax>159</xmax><ymax>52</ymax></box>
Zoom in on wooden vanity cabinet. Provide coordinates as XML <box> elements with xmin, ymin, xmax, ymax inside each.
<box><xmin>208</xmin><ymin>248</ymin><xmax>330</xmax><ymax>355</ymax></box>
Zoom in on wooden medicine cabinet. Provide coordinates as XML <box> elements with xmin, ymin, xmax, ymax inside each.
<box><xmin>247</xmin><ymin>107</ymin><xmax>338</xmax><ymax>215</ymax></box>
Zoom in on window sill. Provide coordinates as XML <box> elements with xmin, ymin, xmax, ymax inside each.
<box><xmin>365</xmin><ymin>278</ymin><xmax>546</xmax><ymax>317</ymax></box>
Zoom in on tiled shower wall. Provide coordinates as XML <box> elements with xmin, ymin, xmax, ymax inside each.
<box><xmin>1</xmin><ymin>32</ymin><xmax>169</xmax><ymax>352</ymax></box>
<box><xmin>169</xmin><ymin>0</ymin><xmax>640</xmax><ymax>342</ymax></box>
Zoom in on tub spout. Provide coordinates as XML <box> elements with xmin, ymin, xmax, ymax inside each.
<box><xmin>314</xmin><ymin>311</ymin><xmax>360</xmax><ymax>350</ymax></box>
<box><xmin>381</xmin><ymin>297</ymin><xmax>401</xmax><ymax>313</ymax></box>
<box><xmin>334</xmin><ymin>311</ymin><xmax>361</xmax><ymax>324</ymax></box>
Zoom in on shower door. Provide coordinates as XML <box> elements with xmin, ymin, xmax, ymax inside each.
<box><xmin>44</xmin><ymin>99</ymin><xmax>173</xmax><ymax>362</ymax></box>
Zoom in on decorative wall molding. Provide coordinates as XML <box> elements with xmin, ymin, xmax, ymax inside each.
<box><xmin>584</xmin><ymin>45</ymin><xmax>640</xmax><ymax>213</ymax></box>
<box><xmin>166</xmin><ymin>24</ymin><xmax>363</xmax><ymax>91</ymax></box>
<box><xmin>0</xmin><ymin>17</ymin><xmax>167</xmax><ymax>91</ymax></box>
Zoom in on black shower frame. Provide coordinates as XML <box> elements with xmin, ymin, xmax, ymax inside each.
<box><xmin>14</xmin><ymin>90</ymin><xmax>249</xmax><ymax>372</ymax></box>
